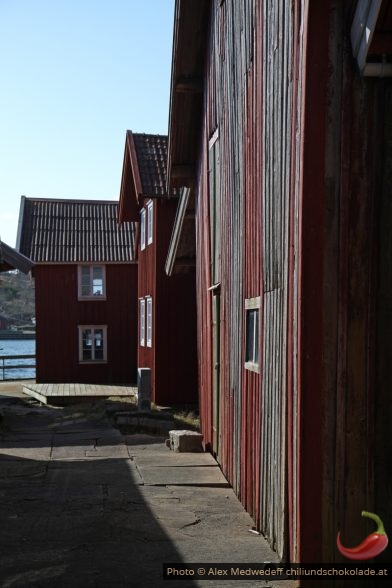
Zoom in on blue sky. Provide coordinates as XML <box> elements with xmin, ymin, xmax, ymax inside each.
<box><xmin>0</xmin><ymin>0</ymin><xmax>174</xmax><ymax>246</ymax></box>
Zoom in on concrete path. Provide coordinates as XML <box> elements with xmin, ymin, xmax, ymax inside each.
<box><xmin>0</xmin><ymin>389</ymin><xmax>295</xmax><ymax>588</ymax></box>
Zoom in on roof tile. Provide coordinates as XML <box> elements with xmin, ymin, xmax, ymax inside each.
<box><xmin>131</xmin><ymin>133</ymin><xmax>174</xmax><ymax>198</ymax></box>
<box><xmin>17</xmin><ymin>197</ymin><xmax>136</xmax><ymax>263</ymax></box>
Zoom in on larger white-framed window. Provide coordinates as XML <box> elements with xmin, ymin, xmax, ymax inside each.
<box><xmin>146</xmin><ymin>296</ymin><xmax>152</xmax><ymax>347</ymax></box>
<box><xmin>140</xmin><ymin>208</ymin><xmax>146</xmax><ymax>251</ymax></box>
<box><xmin>78</xmin><ymin>325</ymin><xmax>107</xmax><ymax>363</ymax></box>
<box><xmin>139</xmin><ymin>298</ymin><xmax>146</xmax><ymax>346</ymax></box>
<box><xmin>147</xmin><ymin>200</ymin><xmax>153</xmax><ymax>245</ymax></box>
<box><xmin>245</xmin><ymin>297</ymin><xmax>260</xmax><ymax>373</ymax></box>
<box><xmin>78</xmin><ymin>265</ymin><xmax>106</xmax><ymax>299</ymax></box>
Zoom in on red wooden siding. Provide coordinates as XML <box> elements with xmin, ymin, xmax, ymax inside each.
<box><xmin>137</xmin><ymin>200</ymin><xmax>156</xmax><ymax>388</ymax></box>
<box><xmin>0</xmin><ymin>316</ymin><xmax>9</xmax><ymax>330</ymax></box>
<box><xmin>138</xmin><ymin>198</ymin><xmax>197</xmax><ymax>405</ymax></box>
<box><xmin>34</xmin><ymin>263</ymin><xmax>137</xmax><ymax>384</ymax></box>
<box><xmin>169</xmin><ymin>0</ymin><xmax>392</xmax><ymax>576</ymax></box>
<box><xmin>196</xmin><ymin>0</ymin><xmax>265</xmax><ymax>528</ymax></box>
<box><xmin>316</xmin><ymin>2</ymin><xmax>391</xmax><ymax>572</ymax></box>
<box><xmin>295</xmin><ymin>0</ymin><xmax>329</xmax><ymax>563</ymax></box>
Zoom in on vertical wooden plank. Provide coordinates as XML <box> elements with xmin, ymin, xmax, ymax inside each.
<box><xmin>257</xmin><ymin>0</ymin><xmax>294</xmax><ymax>558</ymax></box>
<box><xmin>375</xmin><ymin>83</ymin><xmax>392</xmax><ymax>559</ymax></box>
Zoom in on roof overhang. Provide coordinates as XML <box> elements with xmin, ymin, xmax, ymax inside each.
<box><xmin>0</xmin><ymin>241</ymin><xmax>34</xmax><ymax>273</ymax></box>
<box><xmin>118</xmin><ymin>131</ymin><xmax>143</xmax><ymax>223</ymax></box>
<box><xmin>351</xmin><ymin>0</ymin><xmax>392</xmax><ymax>75</ymax></box>
<box><xmin>167</xmin><ymin>0</ymin><xmax>209</xmax><ymax>189</ymax></box>
<box><xmin>165</xmin><ymin>187</ymin><xmax>195</xmax><ymax>275</ymax></box>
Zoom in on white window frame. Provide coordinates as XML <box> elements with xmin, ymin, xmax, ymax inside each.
<box><xmin>244</xmin><ymin>297</ymin><xmax>260</xmax><ymax>373</ymax></box>
<box><xmin>147</xmin><ymin>200</ymin><xmax>153</xmax><ymax>245</ymax></box>
<box><xmin>146</xmin><ymin>296</ymin><xmax>152</xmax><ymax>347</ymax></box>
<box><xmin>78</xmin><ymin>265</ymin><xmax>106</xmax><ymax>300</ymax></box>
<box><xmin>139</xmin><ymin>298</ymin><xmax>146</xmax><ymax>346</ymax></box>
<box><xmin>140</xmin><ymin>208</ymin><xmax>146</xmax><ymax>251</ymax></box>
<box><xmin>78</xmin><ymin>325</ymin><xmax>107</xmax><ymax>363</ymax></box>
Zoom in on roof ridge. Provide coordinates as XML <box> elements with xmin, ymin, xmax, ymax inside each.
<box><xmin>21</xmin><ymin>196</ymin><xmax>120</xmax><ymax>205</ymax></box>
<box><xmin>128</xmin><ymin>130</ymin><xmax>168</xmax><ymax>140</ymax></box>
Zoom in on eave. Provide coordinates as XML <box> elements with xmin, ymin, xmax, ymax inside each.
<box><xmin>351</xmin><ymin>0</ymin><xmax>392</xmax><ymax>75</ymax></box>
<box><xmin>165</xmin><ymin>187</ymin><xmax>195</xmax><ymax>276</ymax></box>
<box><xmin>167</xmin><ymin>0</ymin><xmax>209</xmax><ymax>190</ymax></box>
<box><xmin>118</xmin><ymin>131</ymin><xmax>143</xmax><ymax>223</ymax></box>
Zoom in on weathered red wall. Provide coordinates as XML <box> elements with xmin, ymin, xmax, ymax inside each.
<box><xmin>171</xmin><ymin>0</ymin><xmax>392</xmax><ymax>573</ymax></box>
<box><xmin>34</xmin><ymin>263</ymin><xmax>137</xmax><ymax>383</ymax></box>
<box><xmin>137</xmin><ymin>201</ymin><xmax>156</xmax><ymax>390</ymax></box>
<box><xmin>191</xmin><ymin>0</ymin><xmax>392</xmax><ymax>562</ymax></box>
<box><xmin>0</xmin><ymin>316</ymin><xmax>9</xmax><ymax>330</ymax></box>
<box><xmin>138</xmin><ymin>198</ymin><xmax>198</xmax><ymax>405</ymax></box>
<box><xmin>314</xmin><ymin>2</ymin><xmax>392</xmax><ymax>571</ymax></box>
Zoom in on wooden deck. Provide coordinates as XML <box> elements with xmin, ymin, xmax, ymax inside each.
<box><xmin>22</xmin><ymin>383</ymin><xmax>137</xmax><ymax>404</ymax></box>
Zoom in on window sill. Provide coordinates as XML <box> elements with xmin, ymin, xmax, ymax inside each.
<box><xmin>79</xmin><ymin>360</ymin><xmax>108</xmax><ymax>365</ymax></box>
<box><xmin>245</xmin><ymin>361</ymin><xmax>260</xmax><ymax>374</ymax></box>
<box><xmin>78</xmin><ymin>296</ymin><xmax>107</xmax><ymax>302</ymax></box>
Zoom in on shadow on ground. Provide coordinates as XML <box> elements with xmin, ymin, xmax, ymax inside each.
<box><xmin>0</xmin><ymin>398</ymin><xmax>199</xmax><ymax>588</ymax></box>
<box><xmin>0</xmin><ymin>396</ymin><xmax>287</xmax><ymax>588</ymax></box>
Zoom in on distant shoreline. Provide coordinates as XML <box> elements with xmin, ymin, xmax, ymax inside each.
<box><xmin>0</xmin><ymin>332</ymin><xmax>35</xmax><ymax>340</ymax></box>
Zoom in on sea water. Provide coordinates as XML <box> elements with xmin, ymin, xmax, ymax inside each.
<box><xmin>0</xmin><ymin>339</ymin><xmax>36</xmax><ymax>380</ymax></box>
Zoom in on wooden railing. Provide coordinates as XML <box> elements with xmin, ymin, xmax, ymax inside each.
<box><xmin>0</xmin><ymin>354</ymin><xmax>36</xmax><ymax>381</ymax></box>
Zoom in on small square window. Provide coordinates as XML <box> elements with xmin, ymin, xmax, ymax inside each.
<box><xmin>245</xmin><ymin>297</ymin><xmax>260</xmax><ymax>373</ymax></box>
<box><xmin>78</xmin><ymin>265</ymin><xmax>105</xmax><ymax>299</ymax></box>
<box><xmin>147</xmin><ymin>200</ymin><xmax>153</xmax><ymax>245</ymax></box>
<box><xmin>79</xmin><ymin>326</ymin><xmax>107</xmax><ymax>362</ymax></box>
<box><xmin>140</xmin><ymin>209</ymin><xmax>146</xmax><ymax>251</ymax></box>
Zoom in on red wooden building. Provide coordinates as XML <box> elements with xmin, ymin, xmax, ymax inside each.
<box><xmin>119</xmin><ymin>132</ymin><xmax>197</xmax><ymax>405</ymax></box>
<box><xmin>166</xmin><ymin>0</ymin><xmax>392</xmax><ymax>577</ymax></box>
<box><xmin>0</xmin><ymin>315</ymin><xmax>9</xmax><ymax>330</ymax></box>
<box><xmin>17</xmin><ymin>197</ymin><xmax>137</xmax><ymax>384</ymax></box>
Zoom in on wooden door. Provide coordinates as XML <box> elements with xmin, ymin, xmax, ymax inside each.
<box><xmin>212</xmin><ymin>292</ymin><xmax>221</xmax><ymax>460</ymax></box>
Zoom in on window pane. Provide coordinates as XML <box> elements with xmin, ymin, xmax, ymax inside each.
<box><xmin>246</xmin><ymin>309</ymin><xmax>259</xmax><ymax>364</ymax></box>
<box><xmin>82</xmin><ymin>329</ymin><xmax>92</xmax><ymax>360</ymax></box>
<box><xmin>139</xmin><ymin>299</ymin><xmax>145</xmax><ymax>346</ymax></box>
<box><xmin>94</xmin><ymin>329</ymin><xmax>104</xmax><ymax>360</ymax></box>
<box><xmin>81</xmin><ymin>266</ymin><xmax>90</xmax><ymax>283</ymax></box>
<box><xmin>147</xmin><ymin>202</ymin><xmax>153</xmax><ymax>244</ymax></box>
<box><xmin>92</xmin><ymin>278</ymin><xmax>103</xmax><ymax>295</ymax></box>
<box><xmin>92</xmin><ymin>267</ymin><xmax>103</xmax><ymax>295</ymax></box>
<box><xmin>81</xmin><ymin>267</ymin><xmax>91</xmax><ymax>296</ymax></box>
<box><xmin>253</xmin><ymin>311</ymin><xmax>259</xmax><ymax>364</ymax></box>
<box><xmin>146</xmin><ymin>297</ymin><xmax>152</xmax><ymax>346</ymax></box>
<box><xmin>141</xmin><ymin>209</ymin><xmax>146</xmax><ymax>250</ymax></box>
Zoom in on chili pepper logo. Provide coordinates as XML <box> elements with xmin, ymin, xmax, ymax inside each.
<box><xmin>337</xmin><ymin>511</ymin><xmax>388</xmax><ymax>560</ymax></box>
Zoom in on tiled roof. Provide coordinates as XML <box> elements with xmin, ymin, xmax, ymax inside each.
<box><xmin>0</xmin><ymin>240</ymin><xmax>34</xmax><ymax>273</ymax></box>
<box><xmin>17</xmin><ymin>197</ymin><xmax>136</xmax><ymax>263</ymax></box>
<box><xmin>131</xmin><ymin>133</ymin><xmax>174</xmax><ymax>198</ymax></box>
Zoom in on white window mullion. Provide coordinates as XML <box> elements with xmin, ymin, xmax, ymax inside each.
<box><xmin>139</xmin><ymin>298</ymin><xmax>146</xmax><ymax>346</ymax></box>
<box><xmin>147</xmin><ymin>200</ymin><xmax>153</xmax><ymax>245</ymax></box>
<box><xmin>140</xmin><ymin>209</ymin><xmax>146</xmax><ymax>250</ymax></box>
<box><xmin>146</xmin><ymin>296</ymin><xmax>152</xmax><ymax>347</ymax></box>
